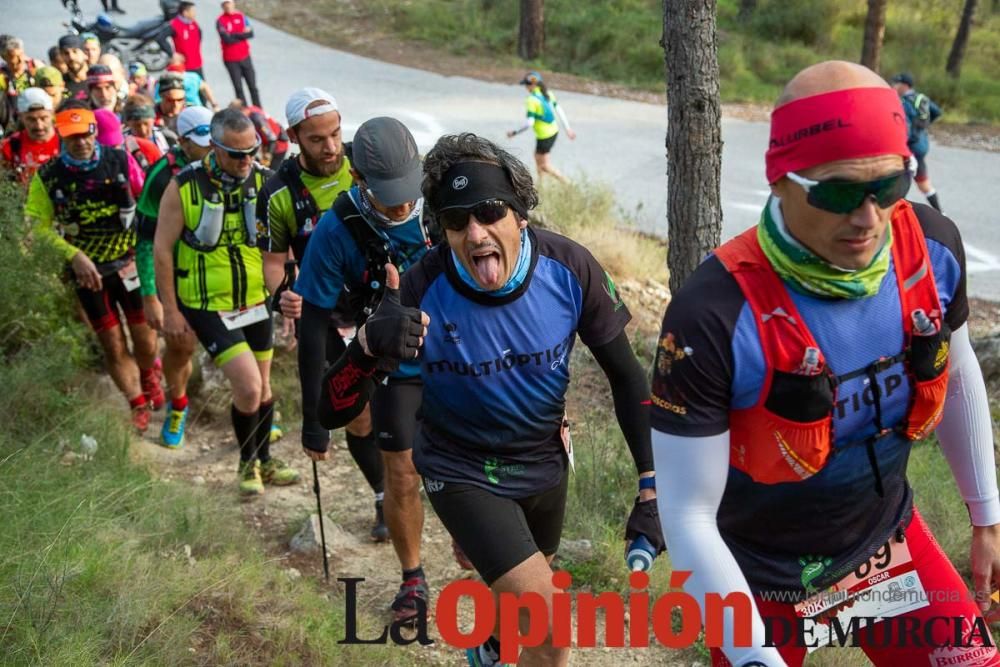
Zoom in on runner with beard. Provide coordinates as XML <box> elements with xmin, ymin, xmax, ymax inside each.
<box><xmin>57</xmin><ymin>34</ymin><xmax>89</xmax><ymax>103</ymax></box>
<box><xmin>256</xmin><ymin>88</ymin><xmax>388</xmax><ymax>539</ymax></box>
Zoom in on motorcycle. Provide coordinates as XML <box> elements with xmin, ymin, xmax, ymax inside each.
<box><xmin>62</xmin><ymin>0</ymin><xmax>178</xmax><ymax>72</ymax></box>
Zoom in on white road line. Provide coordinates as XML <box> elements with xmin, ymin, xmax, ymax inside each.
<box><xmin>965</xmin><ymin>243</ymin><xmax>1000</xmax><ymax>274</ymax></box>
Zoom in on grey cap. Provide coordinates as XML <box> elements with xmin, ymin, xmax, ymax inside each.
<box><xmin>351</xmin><ymin>116</ymin><xmax>422</xmax><ymax>207</ymax></box>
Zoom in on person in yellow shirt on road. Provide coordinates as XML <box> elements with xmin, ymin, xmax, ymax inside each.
<box><xmin>506</xmin><ymin>71</ymin><xmax>575</xmax><ymax>183</ymax></box>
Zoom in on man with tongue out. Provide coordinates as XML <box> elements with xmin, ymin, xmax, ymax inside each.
<box><xmin>317</xmin><ymin>132</ymin><xmax>662</xmax><ymax>666</ymax></box>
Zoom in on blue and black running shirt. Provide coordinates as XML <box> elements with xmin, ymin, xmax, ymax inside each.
<box><xmin>650</xmin><ymin>203</ymin><xmax>969</xmax><ymax>595</ymax></box>
<box><xmin>401</xmin><ymin>226</ymin><xmax>631</xmax><ymax>498</ymax></box>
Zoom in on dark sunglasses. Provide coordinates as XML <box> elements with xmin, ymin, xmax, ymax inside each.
<box><xmin>213</xmin><ymin>139</ymin><xmax>260</xmax><ymax>160</ymax></box>
<box><xmin>437</xmin><ymin>199</ymin><xmax>510</xmax><ymax>231</ymax></box>
<box><xmin>786</xmin><ymin>169</ymin><xmax>911</xmax><ymax>214</ymax></box>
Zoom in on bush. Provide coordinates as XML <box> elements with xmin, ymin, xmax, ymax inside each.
<box><xmin>751</xmin><ymin>0</ymin><xmax>843</xmax><ymax>47</ymax></box>
<box><xmin>0</xmin><ymin>173</ymin><xmax>89</xmax><ymax>363</ymax></box>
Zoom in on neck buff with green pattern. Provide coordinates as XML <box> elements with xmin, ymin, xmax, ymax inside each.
<box><xmin>757</xmin><ymin>196</ymin><xmax>892</xmax><ymax>300</ymax></box>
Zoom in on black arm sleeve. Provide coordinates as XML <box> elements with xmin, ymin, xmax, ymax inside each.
<box><xmin>590</xmin><ymin>330</ymin><xmax>654</xmax><ymax>474</ymax></box>
<box><xmin>298</xmin><ymin>299</ymin><xmax>333</xmax><ymax>452</ymax></box>
<box><xmin>216</xmin><ymin>20</ymin><xmax>240</xmax><ymax>44</ymax></box>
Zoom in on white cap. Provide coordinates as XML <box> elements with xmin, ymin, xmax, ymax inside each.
<box><xmin>17</xmin><ymin>88</ymin><xmax>53</xmax><ymax>114</ymax></box>
<box><xmin>285</xmin><ymin>87</ymin><xmax>338</xmax><ymax>128</ymax></box>
<box><xmin>176</xmin><ymin>106</ymin><xmax>214</xmax><ymax>147</ymax></box>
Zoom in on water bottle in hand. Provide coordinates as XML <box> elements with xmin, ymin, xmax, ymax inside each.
<box><xmin>626</xmin><ymin>534</ymin><xmax>657</xmax><ymax>572</ymax></box>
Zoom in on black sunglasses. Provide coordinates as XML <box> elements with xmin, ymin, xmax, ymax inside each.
<box><xmin>786</xmin><ymin>169</ymin><xmax>911</xmax><ymax>214</ymax></box>
<box><xmin>437</xmin><ymin>199</ymin><xmax>511</xmax><ymax>231</ymax></box>
<box><xmin>213</xmin><ymin>139</ymin><xmax>261</xmax><ymax>161</ymax></box>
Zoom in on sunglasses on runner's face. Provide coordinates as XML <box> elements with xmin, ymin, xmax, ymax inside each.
<box><xmin>785</xmin><ymin>169</ymin><xmax>911</xmax><ymax>214</ymax></box>
<box><xmin>437</xmin><ymin>199</ymin><xmax>511</xmax><ymax>231</ymax></box>
<box><xmin>182</xmin><ymin>124</ymin><xmax>211</xmax><ymax>139</ymax></box>
<box><xmin>213</xmin><ymin>139</ymin><xmax>261</xmax><ymax>160</ymax></box>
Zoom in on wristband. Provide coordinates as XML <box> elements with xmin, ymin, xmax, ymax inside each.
<box><xmin>638</xmin><ymin>476</ymin><xmax>656</xmax><ymax>491</ymax></box>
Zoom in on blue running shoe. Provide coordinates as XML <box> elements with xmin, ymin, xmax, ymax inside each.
<box><xmin>161</xmin><ymin>406</ymin><xmax>188</xmax><ymax>448</ymax></box>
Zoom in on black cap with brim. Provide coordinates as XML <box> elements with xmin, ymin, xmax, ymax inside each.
<box><xmin>365</xmin><ymin>168</ymin><xmax>423</xmax><ymax>208</ymax></box>
<box><xmin>59</xmin><ymin>34</ymin><xmax>83</xmax><ymax>50</ymax></box>
<box><xmin>351</xmin><ymin>116</ymin><xmax>423</xmax><ymax>207</ymax></box>
<box><xmin>891</xmin><ymin>72</ymin><xmax>914</xmax><ymax>87</ymax></box>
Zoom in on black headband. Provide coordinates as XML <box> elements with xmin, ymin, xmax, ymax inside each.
<box><xmin>437</xmin><ymin>161</ymin><xmax>526</xmax><ymax>219</ymax></box>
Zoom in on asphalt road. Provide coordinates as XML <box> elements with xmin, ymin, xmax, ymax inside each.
<box><xmin>11</xmin><ymin>0</ymin><xmax>999</xmax><ymax>298</ymax></box>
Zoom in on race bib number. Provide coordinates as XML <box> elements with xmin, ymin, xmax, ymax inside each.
<box><xmin>118</xmin><ymin>262</ymin><xmax>140</xmax><ymax>292</ymax></box>
<box><xmin>794</xmin><ymin>537</ymin><xmax>928</xmax><ymax>651</ymax></box>
<box><xmin>219</xmin><ymin>303</ymin><xmax>269</xmax><ymax>331</ymax></box>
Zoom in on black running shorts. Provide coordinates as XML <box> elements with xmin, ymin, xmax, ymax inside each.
<box><xmin>424</xmin><ymin>465</ymin><xmax>569</xmax><ymax>585</ymax></box>
<box><xmin>179</xmin><ymin>301</ymin><xmax>274</xmax><ymax>367</ymax></box>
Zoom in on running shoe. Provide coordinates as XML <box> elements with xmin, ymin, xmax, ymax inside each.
<box><xmin>141</xmin><ymin>363</ymin><xmax>166</xmax><ymax>410</ymax></box>
<box><xmin>238</xmin><ymin>460</ymin><xmax>264</xmax><ymax>496</ymax></box>
<box><xmin>160</xmin><ymin>405</ymin><xmax>188</xmax><ymax>448</ymax></box>
<box><xmin>269</xmin><ymin>424</ymin><xmax>284</xmax><ymax>443</ymax></box>
<box><xmin>259</xmin><ymin>458</ymin><xmax>300</xmax><ymax>485</ymax></box>
<box><xmin>371</xmin><ymin>499</ymin><xmax>389</xmax><ymax>542</ymax></box>
<box><xmin>131</xmin><ymin>403</ymin><xmax>151</xmax><ymax>433</ymax></box>
<box><xmin>466</xmin><ymin>641</ymin><xmax>510</xmax><ymax>667</ymax></box>
<box><xmin>391</xmin><ymin>575</ymin><xmax>429</xmax><ymax>624</ymax></box>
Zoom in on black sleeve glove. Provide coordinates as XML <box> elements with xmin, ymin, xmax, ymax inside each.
<box><xmin>317</xmin><ymin>339</ymin><xmax>378</xmax><ymax>431</ymax></box>
<box><xmin>625</xmin><ymin>496</ymin><xmax>666</xmax><ymax>555</ymax></box>
<box><xmin>363</xmin><ymin>283</ymin><xmax>425</xmax><ymax>361</ymax></box>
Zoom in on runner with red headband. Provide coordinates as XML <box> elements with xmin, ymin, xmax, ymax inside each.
<box><xmin>652</xmin><ymin>60</ymin><xmax>1000</xmax><ymax>666</ymax></box>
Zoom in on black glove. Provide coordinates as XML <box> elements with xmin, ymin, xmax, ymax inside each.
<box><xmin>363</xmin><ymin>284</ymin><xmax>424</xmax><ymax>361</ymax></box>
<box><xmin>625</xmin><ymin>496</ymin><xmax>666</xmax><ymax>555</ymax></box>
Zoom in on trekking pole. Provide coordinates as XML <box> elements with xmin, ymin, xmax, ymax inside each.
<box><xmin>313</xmin><ymin>459</ymin><xmax>330</xmax><ymax>583</ymax></box>
<box><xmin>283</xmin><ymin>260</ymin><xmax>330</xmax><ymax>583</ymax></box>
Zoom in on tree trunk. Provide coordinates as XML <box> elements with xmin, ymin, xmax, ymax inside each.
<box><xmin>662</xmin><ymin>0</ymin><xmax>723</xmax><ymax>295</ymax></box>
<box><xmin>860</xmin><ymin>0</ymin><xmax>888</xmax><ymax>72</ymax></box>
<box><xmin>518</xmin><ymin>0</ymin><xmax>544</xmax><ymax>60</ymax></box>
<box><xmin>738</xmin><ymin>0</ymin><xmax>756</xmax><ymax>22</ymax></box>
<box><xmin>946</xmin><ymin>0</ymin><xmax>978</xmax><ymax>78</ymax></box>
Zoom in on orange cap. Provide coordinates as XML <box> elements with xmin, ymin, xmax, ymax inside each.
<box><xmin>55</xmin><ymin>108</ymin><xmax>97</xmax><ymax>137</ymax></box>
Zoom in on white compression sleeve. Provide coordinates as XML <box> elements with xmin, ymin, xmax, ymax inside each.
<box><xmin>554</xmin><ymin>103</ymin><xmax>572</xmax><ymax>132</ymax></box>
<box><xmin>653</xmin><ymin>429</ymin><xmax>787</xmax><ymax>666</ymax></box>
<box><xmin>934</xmin><ymin>323</ymin><xmax>1000</xmax><ymax>526</ymax></box>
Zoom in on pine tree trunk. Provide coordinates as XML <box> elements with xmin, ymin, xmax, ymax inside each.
<box><xmin>946</xmin><ymin>0</ymin><xmax>978</xmax><ymax>78</ymax></box>
<box><xmin>518</xmin><ymin>0</ymin><xmax>544</xmax><ymax>60</ymax></box>
<box><xmin>860</xmin><ymin>0</ymin><xmax>888</xmax><ymax>72</ymax></box>
<box><xmin>663</xmin><ymin>0</ymin><xmax>723</xmax><ymax>295</ymax></box>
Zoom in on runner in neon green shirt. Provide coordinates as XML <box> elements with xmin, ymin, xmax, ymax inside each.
<box><xmin>506</xmin><ymin>71</ymin><xmax>576</xmax><ymax>183</ymax></box>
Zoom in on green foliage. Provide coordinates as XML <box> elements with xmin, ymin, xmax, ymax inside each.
<box><xmin>750</xmin><ymin>0</ymin><xmax>844</xmax><ymax>46</ymax></box>
<box><xmin>0</xmin><ymin>177</ymin><xmax>410</xmax><ymax>665</ymax></box>
<box><xmin>285</xmin><ymin>0</ymin><xmax>1000</xmax><ymax>123</ymax></box>
<box><xmin>0</xmin><ymin>174</ymin><xmax>90</xmax><ymax>363</ymax></box>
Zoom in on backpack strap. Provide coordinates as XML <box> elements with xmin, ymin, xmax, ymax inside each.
<box><xmin>276</xmin><ymin>158</ymin><xmax>320</xmax><ymax>241</ymax></box>
<box><xmin>331</xmin><ymin>191</ymin><xmax>392</xmax><ymax>324</ymax></box>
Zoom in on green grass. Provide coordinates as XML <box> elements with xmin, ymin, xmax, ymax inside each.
<box><xmin>0</xmin><ymin>170</ymin><xmax>413</xmax><ymax>666</ymax></box>
<box><xmin>261</xmin><ymin>0</ymin><xmax>1000</xmax><ymax>123</ymax></box>
<box><xmin>0</xmin><ymin>344</ymin><xmax>412</xmax><ymax>666</ymax></box>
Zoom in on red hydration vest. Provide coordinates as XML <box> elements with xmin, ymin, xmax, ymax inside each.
<box><xmin>170</xmin><ymin>17</ymin><xmax>203</xmax><ymax>71</ymax></box>
<box><xmin>217</xmin><ymin>12</ymin><xmax>251</xmax><ymax>63</ymax></box>
<box><xmin>714</xmin><ymin>200</ymin><xmax>951</xmax><ymax>487</ymax></box>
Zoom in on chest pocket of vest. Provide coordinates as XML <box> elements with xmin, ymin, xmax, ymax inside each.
<box><xmin>732</xmin><ymin>364</ymin><xmax>836</xmax><ymax>485</ymax></box>
<box><xmin>188</xmin><ymin>198</ymin><xmax>225</xmax><ymax>250</ymax></box>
